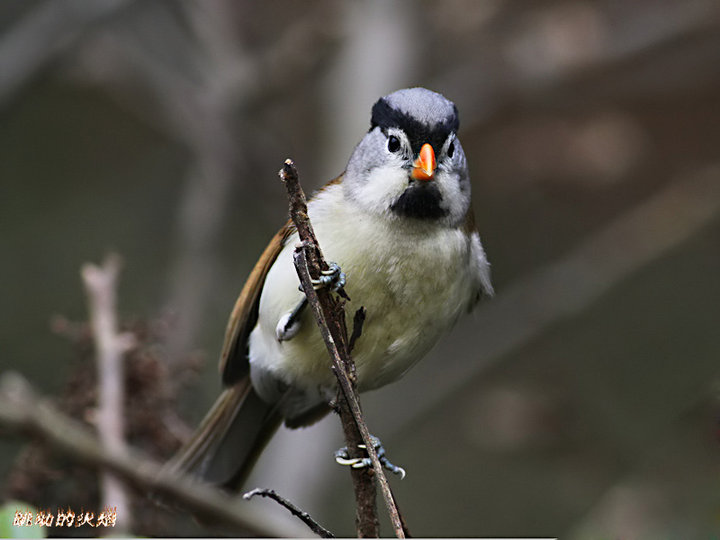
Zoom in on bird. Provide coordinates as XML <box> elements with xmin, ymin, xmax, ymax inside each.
<box><xmin>168</xmin><ymin>87</ymin><xmax>494</xmax><ymax>490</ymax></box>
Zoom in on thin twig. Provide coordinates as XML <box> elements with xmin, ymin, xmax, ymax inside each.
<box><xmin>243</xmin><ymin>488</ymin><xmax>335</xmax><ymax>538</ymax></box>
<box><xmin>279</xmin><ymin>159</ymin><xmax>406</xmax><ymax>538</ymax></box>
<box><xmin>81</xmin><ymin>254</ymin><xmax>134</xmax><ymax>533</ymax></box>
<box><xmin>0</xmin><ymin>372</ymin><xmax>300</xmax><ymax>538</ymax></box>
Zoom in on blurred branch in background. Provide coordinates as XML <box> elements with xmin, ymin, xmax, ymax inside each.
<box><xmin>62</xmin><ymin>0</ymin><xmax>343</xmax><ymax>362</ymax></box>
<box><xmin>0</xmin><ymin>0</ymin><xmax>132</xmax><ymax>105</ymax></box>
<box><xmin>4</xmin><ymin>254</ymin><xmax>305</xmax><ymax>536</ymax></box>
<box><xmin>440</xmin><ymin>0</ymin><xmax>720</xmax><ymax>125</ymax></box>
<box><xmin>318</xmin><ymin>0</ymin><xmax>416</xmax><ymax>180</ymax></box>
<box><xmin>81</xmin><ymin>254</ymin><xmax>135</xmax><ymax>533</ymax></box>
<box><xmin>0</xmin><ymin>372</ymin><xmax>305</xmax><ymax>538</ymax></box>
<box><xmin>569</xmin><ymin>389</ymin><xmax>719</xmax><ymax>538</ymax></box>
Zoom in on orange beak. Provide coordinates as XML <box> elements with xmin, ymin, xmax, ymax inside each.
<box><xmin>411</xmin><ymin>143</ymin><xmax>437</xmax><ymax>181</ymax></box>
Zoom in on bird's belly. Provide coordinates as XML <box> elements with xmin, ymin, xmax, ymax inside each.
<box><xmin>249</xmin><ymin>211</ymin><xmax>474</xmax><ymax>404</ymax></box>
<box><xmin>345</xmin><ymin>249</ymin><xmax>471</xmax><ymax>392</ymax></box>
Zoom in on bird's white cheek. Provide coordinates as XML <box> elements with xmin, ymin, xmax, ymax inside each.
<box><xmin>350</xmin><ymin>164</ymin><xmax>408</xmax><ymax>215</ymax></box>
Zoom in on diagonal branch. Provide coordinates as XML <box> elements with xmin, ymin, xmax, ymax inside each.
<box><xmin>0</xmin><ymin>372</ymin><xmax>299</xmax><ymax>538</ymax></box>
<box><xmin>279</xmin><ymin>159</ymin><xmax>407</xmax><ymax>538</ymax></box>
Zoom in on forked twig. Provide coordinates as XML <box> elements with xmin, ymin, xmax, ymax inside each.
<box><xmin>243</xmin><ymin>488</ymin><xmax>334</xmax><ymax>538</ymax></box>
<box><xmin>81</xmin><ymin>254</ymin><xmax>134</xmax><ymax>532</ymax></box>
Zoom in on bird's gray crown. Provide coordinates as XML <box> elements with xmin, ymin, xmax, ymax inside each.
<box><xmin>370</xmin><ymin>88</ymin><xmax>459</xmax><ymax>154</ymax></box>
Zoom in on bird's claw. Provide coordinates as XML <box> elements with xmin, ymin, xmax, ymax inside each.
<box><xmin>317</xmin><ymin>262</ymin><xmax>346</xmax><ymax>291</ymax></box>
<box><xmin>280</xmin><ymin>264</ymin><xmax>347</xmax><ymax>341</ymax></box>
<box><xmin>334</xmin><ymin>435</ymin><xmax>406</xmax><ymax>479</ymax></box>
<box><xmin>298</xmin><ymin>262</ymin><xmax>346</xmax><ymax>292</ymax></box>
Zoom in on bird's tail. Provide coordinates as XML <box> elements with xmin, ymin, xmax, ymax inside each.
<box><xmin>166</xmin><ymin>375</ymin><xmax>283</xmax><ymax>491</ymax></box>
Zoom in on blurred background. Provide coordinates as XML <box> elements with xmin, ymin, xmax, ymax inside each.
<box><xmin>1</xmin><ymin>0</ymin><xmax>720</xmax><ymax>537</ymax></box>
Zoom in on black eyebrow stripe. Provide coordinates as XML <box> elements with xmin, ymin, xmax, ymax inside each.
<box><xmin>370</xmin><ymin>97</ymin><xmax>459</xmax><ymax>155</ymax></box>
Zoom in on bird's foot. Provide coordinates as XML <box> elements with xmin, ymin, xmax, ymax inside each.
<box><xmin>334</xmin><ymin>435</ymin><xmax>406</xmax><ymax>479</ymax></box>
<box><xmin>316</xmin><ymin>262</ymin><xmax>346</xmax><ymax>291</ymax></box>
<box><xmin>278</xmin><ymin>263</ymin><xmax>347</xmax><ymax>341</ymax></box>
<box><xmin>298</xmin><ymin>262</ymin><xmax>346</xmax><ymax>292</ymax></box>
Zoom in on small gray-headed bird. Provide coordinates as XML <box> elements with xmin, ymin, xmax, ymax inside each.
<box><xmin>169</xmin><ymin>87</ymin><xmax>493</xmax><ymax>489</ymax></box>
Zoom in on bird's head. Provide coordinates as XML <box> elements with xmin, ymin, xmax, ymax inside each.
<box><xmin>344</xmin><ymin>87</ymin><xmax>471</xmax><ymax>228</ymax></box>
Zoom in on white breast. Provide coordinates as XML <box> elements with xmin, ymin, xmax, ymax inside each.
<box><xmin>248</xmin><ymin>184</ymin><xmax>483</xmax><ymax>405</ymax></box>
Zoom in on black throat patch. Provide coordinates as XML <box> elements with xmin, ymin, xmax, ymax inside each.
<box><xmin>370</xmin><ymin>97</ymin><xmax>459</xmax><ymax>154</ymax></box>
<box><xmin>390</xmin><ymin>183</ymin><xmax>448</xmax><ymax>220</ymax></box>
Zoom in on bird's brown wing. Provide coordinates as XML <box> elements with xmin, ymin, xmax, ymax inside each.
<box><xmin>166</xmin><ymin>225</ymin><xmax>293</xmax><ymax>486</ymax></box>
<box><xmin>219</xmin><ymin>173</ymin><xmax>344</xmax><ymax>385</ymax></box>
<box><xmin>219</xmin><ymin>221</ymin><xmax>295</xmax><ymax>385</ymax></box>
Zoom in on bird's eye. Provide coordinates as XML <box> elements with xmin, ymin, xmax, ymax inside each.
<box><xmin>447</xmin><ymin>141</ymin><xmax>455</xmax><ymax>158</ymax></box>
<box><xmin>387</xmin><ymin>135</ymin><xmax>401</xmax><ymax>153</ymax></box>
